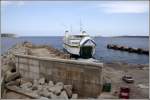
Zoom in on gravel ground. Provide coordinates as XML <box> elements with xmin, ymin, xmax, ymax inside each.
<box><xmin>101</xmin><ymin>62</ymin><xmax>149</xmax><ymax>99</ymax></box>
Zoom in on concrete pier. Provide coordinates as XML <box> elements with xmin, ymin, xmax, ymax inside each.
<box><xmin>14</xmin><ymin>54</ymin><xmax>103</xmax><ymax>98</ymax></box>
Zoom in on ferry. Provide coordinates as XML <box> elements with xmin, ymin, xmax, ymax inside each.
<box><xmin>63</xmin><ymin>30</ymin><xmax>96</xmax><ymax>58</ymax></box>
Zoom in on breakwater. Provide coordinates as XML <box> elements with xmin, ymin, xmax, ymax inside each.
<box><xmin>107</xmin><ymin>44</ymin><xmax>149</xmax><ymax>55</ymax></box>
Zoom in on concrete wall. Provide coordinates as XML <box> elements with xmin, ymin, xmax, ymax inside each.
<box><xmin>14</xmin><ymin>54</ymin><xmax>103</xmax><ymax>98</ymax></box>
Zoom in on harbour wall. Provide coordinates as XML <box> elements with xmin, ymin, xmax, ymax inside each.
<box><xmin>107</xmin><ymin>44</ymin><xmax>149</xmax><ymax>55</ymax></box>
<box><xmin>14</xmin><ymin>54</ymin><xmax>103</xmax><ymax>98</ymax></box>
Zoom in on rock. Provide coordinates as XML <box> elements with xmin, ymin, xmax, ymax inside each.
<box><xmin>38</xmin><ymin>78</ymin><xmax>45</xmax><ymax>85</ymax></box>
<box><xmin>5</xmin><ymin>71</ymin><xmax>20</xmax><ymax>83</ymax></box>
<box><xmin>20</xmin><ymin>82</ymin><xmax>32</xmax><ymax>89</ymax></box>
<box><xmin>64</xmin><ymin>85</ymin><xmax>72</xmax><ymax>98</ymax></box>
<box><xmin>71</xmin><ymin>93</ymin><xmax>78</xmax><ymax>99</ymax></box>
<box><xmin>48</xmin><ymin>81</ymin><xmax>54</xmax><ymax>87</ymax></box>
<box><xmin>59</xmin><ymin>90</ymin><xmax>68</xmax><ymax>99</ymax></box>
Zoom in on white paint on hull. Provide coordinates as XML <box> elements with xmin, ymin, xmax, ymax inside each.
<box><xmin>63</xmin><ymin>44</ymin><xmax>80</xmax><ymax>55</ymax></box>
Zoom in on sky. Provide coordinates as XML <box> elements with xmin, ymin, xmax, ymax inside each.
<box><xmin>1</xmin><ymin>1</ymin><xmax>149</xmax><ymax>36</ymax></box>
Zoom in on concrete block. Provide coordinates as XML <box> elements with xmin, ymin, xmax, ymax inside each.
<box><xmin>55</xmin><ymin>82</ymin><xmax>64</xmax><ymax>90</ymax></box>
<box><xmin>29</xmin><ymin>66</ymin><xmax>39</xmax><ymax>73</ymax></box>
<box><xmin>19</xmin><ymin>64</ymin><xmax>28</xmax><ymax>71</ymax></box>
<box><xmin>72</xmin><ymin>93</ymin><xmax>78</xmax><ymax>99</ymax></box>
<box><xmin>29</xmin><ymin>72</ymin><xmax>39</xmax><ymax>80</ymax></box>
<box><xmin>20</xmin><ymin>82</ymin><xmax>32</xmax><ymax>89</ymax></box>
<box><xmin>39</xmin><ymin>88</ymin><xmax>50</xmax><ymax>98</ymax></box>
<box><xmin>48</xmin><ymin>81</ymin><xmax>54</xmax><ymax>87</ymax></box>
<box><xmin>48</xmin><ymin>86</ymin><xmax>62</xmax><ymax>95</ymax></box>
<box><xmin>59</xmin><ymin>90</ymin><xmax>68</xmax><ymax>99</ymax></box>
<box><xmin>29</xmin><ymin>59</ymin><xmax>39</xmax><ymax>66</ymax></box>
<box><xmin>47</xmin><ymin>68</ymin><xmax>52</xmax><ymax>75</ymax></box>
<box><xmin>37</xmin><ymin>85</ymin><xmax>43</xmax><ymax>91</ymax></box>
<box><xmin>40</xmin><ymin>96</ymin><xmax>49</xmax><ymax>100</ymax></box>
<box><xmin>32</xmin><ymin>79</ymin><xmax>38</xmax><ymax>90</ymax></box>
<box><xmin>39</xmin><ymin>65</ymin><xmax>46</xmax><ymax>73</ymax></box>
<box><xmin>38</xmin><ymin>77</ymin><xmax>45</xmax><ymax>85</ymax></box>
<box><xmin>6</xmin><ymin>79</ymin><xmax>20</xmax><ymax>86</ymax></box>
<box><xmin>24</xmin><ymin>71</ymin><xmax>29</xmax><ymax>79</ymax></box>
<box><xmin>5</xmin><ymin>71</ymin><xmax>20</xmax><ymax>83</ymax></box>
<box><xmin>49</xmin><ymin>92</ymin><xmax>57</xmax><ymax>99</ymax></box>
<box><xmin>19</xmin><ymin>58</ymin><xmax>28</xmax><ymax>63</ymax></box>
<box><xmin>64</xmin><ymin>85</ymin><xmax>72</xmax><ymax>98</ymax></box>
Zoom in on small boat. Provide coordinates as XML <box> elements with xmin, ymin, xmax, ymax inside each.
<box><xmin>63</xmin><ymin>30</ymin><xmax>96</xmax><ymax>58</ymax></box>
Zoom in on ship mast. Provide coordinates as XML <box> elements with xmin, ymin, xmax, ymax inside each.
<box><xmin>80</xmin><ymin>20</ymin><xmax>83</xmax><ymax>34</ymax></box>
<box><xmin>70</xmin><ymin>24</ymin><xmax>72</xmax><ymax>33</ymax></box>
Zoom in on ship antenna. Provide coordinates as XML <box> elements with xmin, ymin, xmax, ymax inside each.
<box><xmin>70</xmin><ymin>24</ymin><xmax>72</xmax><ymax>33</ymax></box>
<box><xmin>80</xmin><ymin>19</ymin><xmax>83</xmax><ymax>34</ymax></box>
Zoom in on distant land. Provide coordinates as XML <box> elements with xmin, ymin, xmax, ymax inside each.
<box><xmin>1</xmin><ymin>33</ymin><xmax>16</xmax><ymax>37</ymax></box>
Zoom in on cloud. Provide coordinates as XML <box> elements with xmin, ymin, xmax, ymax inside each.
<box><xmin>99</xmin><ymin>1</ymin><xmax>149</xmax><ymax>14</ymax></box>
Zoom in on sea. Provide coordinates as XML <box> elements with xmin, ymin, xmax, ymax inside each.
<box><xmin>1</xmin><ymin>36</ymin><xmax>149</xmax><ymax>64</ymax></box>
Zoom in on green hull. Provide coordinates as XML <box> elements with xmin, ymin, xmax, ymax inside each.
<box><xmin>80</xmin><ymin>46</ymin><xmax>93</xmax><ymax>58</ymax></box>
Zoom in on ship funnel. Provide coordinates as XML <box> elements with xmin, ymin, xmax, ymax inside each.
<box><xmin>65</xmin><ymin>30</ymin><xmax>69</xmax><ymax>37</ymax></box>
<box><xmin>65</xmin><ymin>30</ymin><xmax>69</xmax><ymax>34</ymax></box>
<box><xmin>82</xmin><ymin>31</ymin><xmax>86</xmax><ymax>34</ymax></box>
